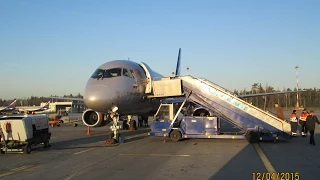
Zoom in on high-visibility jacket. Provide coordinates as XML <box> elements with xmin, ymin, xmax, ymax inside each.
<box><xmin>299</xmin><ymin>112</ymin><xmax>309</xmax><ymax>121</ymax></box>
<box><xmin>290</xmin><ymin>113</ymin><xmax>298</xmax><ymax>122</ymax></box>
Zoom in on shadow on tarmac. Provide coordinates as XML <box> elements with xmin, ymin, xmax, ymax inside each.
<box><xmin>209</xmin><ymin>132</ymin><xmax>320</xmax><ymax>180</ymax></box>
<box><xmin>31</xmin><ymin>128</ymin><xmax>151</xmax><ymax>152</ymax></box>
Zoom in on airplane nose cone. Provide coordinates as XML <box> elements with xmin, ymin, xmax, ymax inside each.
<box><xmin>83</xmin><ymin>85</ymin><xmax>116</xmax><ymax>112</ymax></box>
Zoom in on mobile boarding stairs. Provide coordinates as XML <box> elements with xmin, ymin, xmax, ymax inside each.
<box><xmin>147</xmin><ymin>76</ymin><xmax>292</xmax><ymax>143</ymax></box>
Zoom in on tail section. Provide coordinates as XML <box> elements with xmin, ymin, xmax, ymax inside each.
<box><xmin>175</xmin><ymin>48</ymin><xmax>181</xmax><ymax>76</ymax></box>
<box><xmin>7</xmin><ymin>99</ymin><xmax>17</xmax><ymax>109</ymax></box>
<box><xmin>42</xmin><ymin>101</ymin><xmax>50</xmax><ymax>109</ymax></box>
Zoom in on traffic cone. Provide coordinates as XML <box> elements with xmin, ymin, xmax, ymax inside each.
<box><xmin>87</xmin><ymin>126</ymin><xmax>91</xmax><ymax>135</ymax></box>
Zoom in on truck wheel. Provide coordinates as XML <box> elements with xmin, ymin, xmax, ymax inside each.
<box><xmin>170</xmin><ymin>130</ymin><xmax>182</xmax><ymax>142</ymax></box>
<box><xmin>44</xmin><ymin>139</ymin><xmax>50</xmax><ymax>148</ymax></box>
<box><xmin>245</xmin><ymin>130</ymin><xmax>259</xmax><ymax>143</ymax></box>
<box><xmin>24</xmin><ymin>144</ymin><xmax>31</xmax><ymax>154</ymax></box>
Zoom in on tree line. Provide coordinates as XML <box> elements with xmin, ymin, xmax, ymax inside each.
<box><xmin>0</xmin><ymin>93</ymin><xmax>83</xmax><ymax>107</ymax></box>
<box><xmin>234</xmin><ymin>83</ymin><xmax>320</xmax><ymax>110</ymax></box>
<box><xmin>1</xmin><ymin>84</ymin><xmax>320</xmax><ymax>109</ymax></box>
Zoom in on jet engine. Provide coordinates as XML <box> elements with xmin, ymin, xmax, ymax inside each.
<box><xmin>82</xmin><ymin>109</ymin><xmax>105</xmax><ymax>127</ymax></box>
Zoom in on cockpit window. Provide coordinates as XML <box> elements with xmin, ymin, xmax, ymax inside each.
<box><xmin>91</xmin><ymin>69</ymin><xmax>104</xmax><ymax>79</ymax></box>
<box><xmin>122</xmin><ymin>68</ymin><xmax>133</xmax><ymax>78</ymax></box>
<box><xmin>103</xmin><ymin>68</ymin><xmax>122</xmax><ymax>78</ymax></box>
<box><xmin>91</xmin><ymin>68</ymin><xmax>122</xmax><ymax>79</ymax></box>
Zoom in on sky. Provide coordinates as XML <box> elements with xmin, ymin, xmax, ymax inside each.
<box><xmin>0</xmin><ymin>0</ymin><xmax>319</xmax><ymax>100</ymax></box>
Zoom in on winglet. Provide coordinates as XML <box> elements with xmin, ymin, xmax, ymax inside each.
<box><xmin>175</xmin><ymin>48</ymin><xmax>181</xmax><ymax>76</ymax></box>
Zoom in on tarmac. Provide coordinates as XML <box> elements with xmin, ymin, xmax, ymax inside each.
<box><xmin>0</xmin><ymin>111</ymin><xmax>320</xmax><ymax>180</ymax></box>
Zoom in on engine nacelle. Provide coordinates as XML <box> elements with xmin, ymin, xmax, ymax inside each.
<box><xmin>82</xmin><ymin>109</ymin><xmax>105</xmax><ymax>127</ymax></box>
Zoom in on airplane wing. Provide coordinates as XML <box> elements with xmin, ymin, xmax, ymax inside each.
<box><xmin>47</xmin><ymin>97</ymin><xmax>84</xmax><ymax>101</ymax></box>
<box><xmin>238</xmin><ymin>90</ymin><xmax>304</xmax><ymax>98</ymax></box>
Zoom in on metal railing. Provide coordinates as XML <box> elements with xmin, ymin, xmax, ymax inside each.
<box><xmin>181</xmin><ymin>76</ymin><xmax>288</xmax><ymax>131</ymax></box>
<box><xmin>197</xmin><ymin>77</ymin><xmax>236</xmax><ymax>96</ymax></box>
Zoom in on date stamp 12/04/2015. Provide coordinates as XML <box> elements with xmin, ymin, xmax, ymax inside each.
<box><xmin>252</xmin><ymin>172</ymin><xmax>300</xmax><ymax>180</ymax></box>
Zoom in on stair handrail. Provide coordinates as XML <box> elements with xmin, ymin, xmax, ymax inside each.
<box><xmin>180</xmin><ymin>76</ymin><xmax>288</xmax><ymax>131</ymax></box>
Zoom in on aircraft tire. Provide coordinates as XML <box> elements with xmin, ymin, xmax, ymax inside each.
<box><xmin>72</xmin><ymin>122</ymin><xmax>78</xmax><ymax>127</ymax></box>
<box><xmin>109</xmin><ymin>132</ymin><xmax>119</xmax><ymax>143</ymax></box>
<box><xmin>170</xmin><ymin>130</ymin><xmax>182</xmax><ymax>142</ymax></box>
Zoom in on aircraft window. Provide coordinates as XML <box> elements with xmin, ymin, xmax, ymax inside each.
<box><xmin>156</xmin><ymin>105</ymin><xmax>170</xmax><ymax>120</ymax></box>
<box><xmin>91</xmin><ymin>69</ymin><xmax>104</xmax><ymax>79</ymax></box>
<box><xmin>130</xmin><ymin>69</ymin><xmax>134</xmax><ymax>75</ymax></box>
<box><xmin>122</xmin><ymin>68</ymin><xmax>133</xmax><ymax>78</ymax></box>
<box><xmin>103</xmin><ymin>68</ymin><xmax>122</xmax><ymax>78</ymax></box>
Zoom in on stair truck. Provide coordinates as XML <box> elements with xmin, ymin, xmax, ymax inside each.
<box><xmin>0</xmin><ymin>114</ymin><xmax>51</xmax><ymax>154</ymax></box>
<box><xmin>149</xmin><ymin>93</ymin><xmax>249</xmax><ymax>142</ymax></box>
<box><xmin>147</xmin><ymin>76</ymin><xmax>292</xmax><ymax>143</ymax></box>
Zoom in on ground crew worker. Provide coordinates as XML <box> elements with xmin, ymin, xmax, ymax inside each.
<box><xmin>299</xmin><ymin>108</ymin><xmax>309</xmax><ymax>137</ymax></box>
<box><xmin>274</xmin><ymin>103</ymin><xmax>285</xmax><ymax>121</ymax></box>
<box><xmin>142</xmin><ymin>116</ymin><xmax>148</xmax><ymax>127</ymax></box>
<box><xmin>290</xmin><ymin>110</ymin><xmax>298</xmax><ymax>136</ymax></box>
<box><xmin>138</xmin><ymin>116</ymin><xmax>143</xmax><ymax>127</ymax></box>
<box><xmin>306</xmin><ymin>110</ymin><xmax>320</xmax><ymax>145</ymax></box>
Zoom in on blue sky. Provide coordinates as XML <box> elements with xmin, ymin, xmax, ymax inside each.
<box><xmin>0</xmin><ymin>0</ymin><xmax>319</xmax><ymax>100</ymax></box>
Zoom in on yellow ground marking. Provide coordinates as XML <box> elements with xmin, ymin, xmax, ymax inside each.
<box><xmin>0</xmin><ymin>164</ymin><xmax>38</xmax><ymax>177</ymax></box>
<box><xmin>11</xmin><ymin>165</ymin><xmax>34</xmax><ymax>171</ymax></box>
<box><xmin>24</xmin><ymin>166</ymin><xmax>40</xmax><ymax>172</ymax></box>
<box><xmin>0</xmin><ymin>172</ymin><xmax>14</xmax><ymax>178</ymax></box>
<box><xmin>253</xmin><ymin>143</ymin><xmax>277</xmax><ymax>173</ymax></box>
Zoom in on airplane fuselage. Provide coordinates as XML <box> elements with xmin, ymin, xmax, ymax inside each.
<box><xmin>83</xmin><ymin>60</ymin><xmax>161</xmax><ymax>116</ymax></box>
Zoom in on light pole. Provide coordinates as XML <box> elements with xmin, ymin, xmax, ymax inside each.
<box><xmin>295</xmin><ymin>66</ymin><xmax>299</xmax><ymax>108</ymax></box>
<box><xmin>186</xmin><ymin>67</ymin><xmax>189</xmax><ymax>75</ymax></box>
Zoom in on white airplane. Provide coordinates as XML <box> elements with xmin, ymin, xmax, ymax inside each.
<box><xmin>0</xmin><ymin>99</ymin><xmax>17</xmax><ymax>114</ymax></box>
<box><xmin>18</xmin><ymin>101</ymin><xmax>51</xmax><ymax>114</ymax></box>
<box><xmin>49</xmin><ymin>49</ymin><xmax>302</xmax><ymax>127</ymax></box>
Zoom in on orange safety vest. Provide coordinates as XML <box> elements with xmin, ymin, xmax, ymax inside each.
<box><xmin>299</xmin><ymin>112</ymin><xmax>309</xmax><ymax>121</ymax></box>
<box><xmin>290</xmin><ymin>113</ymin><xmax>298</xmax><ymax>122</ymax></box>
